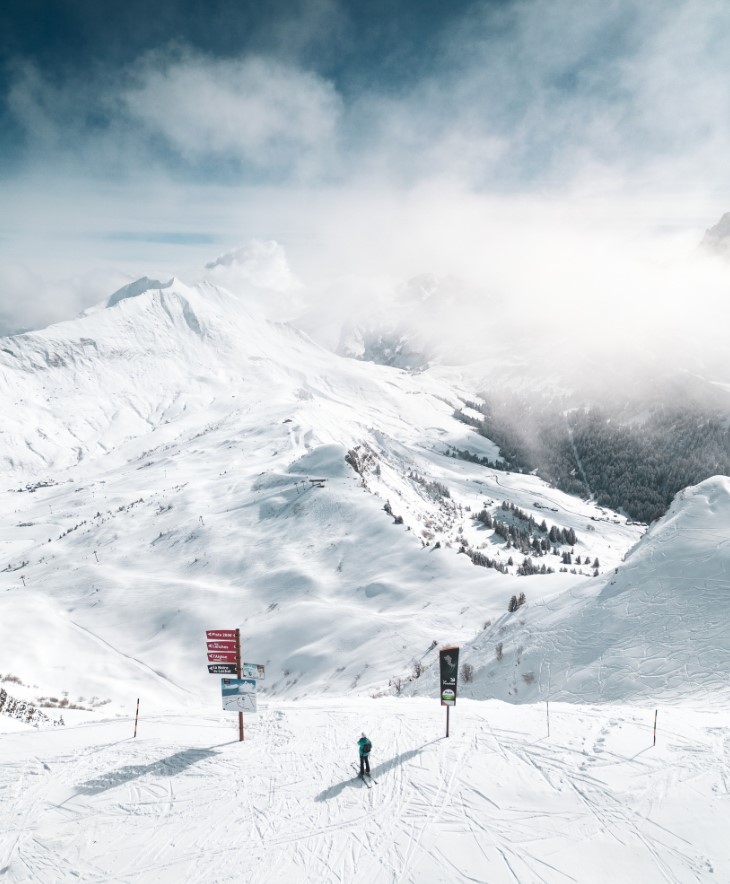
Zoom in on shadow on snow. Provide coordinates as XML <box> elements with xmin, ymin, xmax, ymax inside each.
<box><xmin>314</xmin><ymin>740</ymin><xmax>439</xmax><ymax>802</ymax></box>
<box><xmin>75</xmin><ymin>746</ymin><xmax>219</xmax><ymax>795</ymax></box>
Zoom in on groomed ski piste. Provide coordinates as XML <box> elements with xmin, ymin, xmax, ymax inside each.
<box><xmin>1</xmin><ymin>699</ymin><xmax>727</xmax><ymax>883</ymax></box>
<box><xmin>1</xmin><ymin>278</ymin><xmax>729</xmax><ymax>882</ymax></box>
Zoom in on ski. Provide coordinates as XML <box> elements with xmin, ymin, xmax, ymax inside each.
<box><xmin>353</xmin><ymin>764</ymin><xmax>372</xmax><ymax>787</ymax></box>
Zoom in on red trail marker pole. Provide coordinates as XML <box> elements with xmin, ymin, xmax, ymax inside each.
<box><xmin>133</xmin><ymin>698</ymin><xmax>140</xmax><ymax>738</ymax></box>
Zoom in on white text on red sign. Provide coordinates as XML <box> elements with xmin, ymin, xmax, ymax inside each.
<box><xmin>206</xmin><ymin>630</ymin><xmax>237</xmax><ymax>641</ymax></box>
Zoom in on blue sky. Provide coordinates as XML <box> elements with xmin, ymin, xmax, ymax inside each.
<box><xmin>1</xmin><ymin>0</ymin><xmax>729</xmax><ymax>333</ymax></box>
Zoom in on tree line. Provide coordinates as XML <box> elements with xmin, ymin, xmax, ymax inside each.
<box><xmin>454</xmin><ymin>398</ymin><xmax>730</xmax><ymax>523</ymax></box>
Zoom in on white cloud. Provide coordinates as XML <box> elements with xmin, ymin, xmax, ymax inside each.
<box><xmin>123</xmin><ymin>51</ymin><xmax>341</xmax><ymax>174</ymax></box>
<box><xmin>205</xmin><ymin>239</ymin><xmax>300</xmax><ymax>291</ymax></box>
<box><xmin>7</xmin><ymin>0</ymin><xmax>730</xmax><ymax>193</ymax></box>
<box><xmin>3</xmin><ymin>0</ymin><xmax>730</xmax><ymax>368</ymax></box>
<box><xmin>0</xmin><ymin>263</ymin><xmax>131</xmax><ymax>336</ymax></box>
<box><xmin>338</xmin><ymin>0</ymin><xmax>730</xmax><ymax>193</ymax></box>
<box><xmin>6</xmin><ymin>62</ymin><xmax>66</xmax><ymax>149</ymax></box>
<box><xmin>202</xmin><ymin>238</ymin><xmax>304</xmax><ymax>319</ymax></box>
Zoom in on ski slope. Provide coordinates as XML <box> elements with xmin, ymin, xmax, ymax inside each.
<box><xmin>1</xmin><ymin>698</ymin><xmax>726</xmax><ymax>883</ymax></box>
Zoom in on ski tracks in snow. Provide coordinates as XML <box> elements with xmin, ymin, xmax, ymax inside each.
<box><xmin>0</xmin><ymin>700</ymin><xmax>726</xmax><ymax>883</ymax></box>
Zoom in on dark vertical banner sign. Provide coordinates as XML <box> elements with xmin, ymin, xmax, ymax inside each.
<box><xmin>440</xmin><ymin>646</ymin><xmax>460</xmax><ymax>738</ymax></box>
<box><xmin>439</xmin><ymin>647</ymin><xmax>460</xmax><ymax>705</ymax></box>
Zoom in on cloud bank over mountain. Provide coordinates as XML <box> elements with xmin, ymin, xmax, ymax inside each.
<box><xmin>1</xmin><ymin>0</ymin><xmax>729</xmax><ymax>382</ymax></box>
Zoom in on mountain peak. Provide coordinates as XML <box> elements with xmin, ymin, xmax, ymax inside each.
<box><xmin>106</xmin><ymin>277</ymin><xmax>173</xmax><ymax>308</ymax></box>
<box><xmin>701</xmin><ymin>212</ymin><xmax>730</xmax><ymax>256</ymax></box>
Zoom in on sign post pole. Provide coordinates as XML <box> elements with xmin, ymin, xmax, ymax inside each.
<box><xmin>236</xmin><ymin>628</ymin><xmax>244</xmax><ymax>742</ymax></box>
<box><xmin>439</xmin><ymin>646</ymin><xmax>459</xmax><ymax>739</ymax></box>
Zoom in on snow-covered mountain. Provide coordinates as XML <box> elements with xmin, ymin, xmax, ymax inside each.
<box><xmin>4</xmin><ymin>273</ymin><xmax>729</xmax><ymax>714</ymax></box>
<box><xmin>1</xmin><ymin>277</ymin><xmax>647</xmax><ymax>710</ymax></box>
<box><xmin>3</xmin><ymin>275</ymin><xmax>730</xmax><ymax>883</ymax></box>
<box><xmin>409</xmin><ymin>475</ymin><xmax>730</xmax><ymax>705</ymax></box>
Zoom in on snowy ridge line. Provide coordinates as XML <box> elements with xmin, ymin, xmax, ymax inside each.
<box><xmin>0</xmin><ymin>688</ymin><xmax>64</xmax><ymax>729</ymax></box>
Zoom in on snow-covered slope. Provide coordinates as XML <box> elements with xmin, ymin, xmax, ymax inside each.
<box><xmin>2</xmin><ymin>275</ymin><xmax>730</xmax><ymax>883</ymax></box>
<box><xmin>1</xmin><ymin>698</ymin><xmax>726</xmax><ymax>884</ymax></box>
<box><xmin>0</xmin><ymin>278</ymin><xmax>314</xmax><ymax>476</ymax></box>
<box><xmin>1</xmin><ymin>278</ymin><xmax>647</xmax><ymax>713</ymax></box>
<box><xmin>2</xmin><ymin>276</ymin><xmax>728</xmax><ymax>713</ymax></box>
<box><xmin>419</xmin><ymin>476</ymin><xmax>730</xmax><ymax>705</ymax></box>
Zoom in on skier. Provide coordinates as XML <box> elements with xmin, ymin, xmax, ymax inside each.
<box><xmin>357</xmin><ymin>732</ymin><xmax>372</xmax><ymax>777</ymax></box>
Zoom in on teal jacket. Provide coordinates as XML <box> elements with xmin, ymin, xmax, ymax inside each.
<box><xmin>358</xmin><ymin>737</ymin><xmax>371</xmax><ymax>757</ymax></box>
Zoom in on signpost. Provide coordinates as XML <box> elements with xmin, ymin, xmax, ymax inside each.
<box><xmin>439</xmin><ymin>646</ymin><xmax>460</xmax><ymax>738</ymax></box>
<box><xmin>205</xmin><ymin>629</ymin><xmax>264</xmax><ymax>742</ymax></box>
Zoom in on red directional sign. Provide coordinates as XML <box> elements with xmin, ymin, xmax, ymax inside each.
<box><xmin>208</xmin><ymin>651</ymin><xmax>237</xmax><ymax>663</ymax></box>
<box><xmin>206</xmin><ymin>630</ymin><xmax>237</xmax><ymax>641</ymax></box>
<box><xmin>207</xmin><ymin>641</ymin><xmax>237</xmax><ymax>652</ymax></box>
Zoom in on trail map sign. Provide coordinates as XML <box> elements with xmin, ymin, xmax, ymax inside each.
<box><xmin>439</xmin><ymin>647</ymin><xmax>460</xmax><ymax>706</ymax></box>
<box><xmin>242</xmin><ymin>662</ymin><xmax>265</xmax><ymax>680</ymax></box>
<box><xmin>221</xmin><ymin>678</ymin><xmax>257</xmax><ymax>713</ymax></box>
